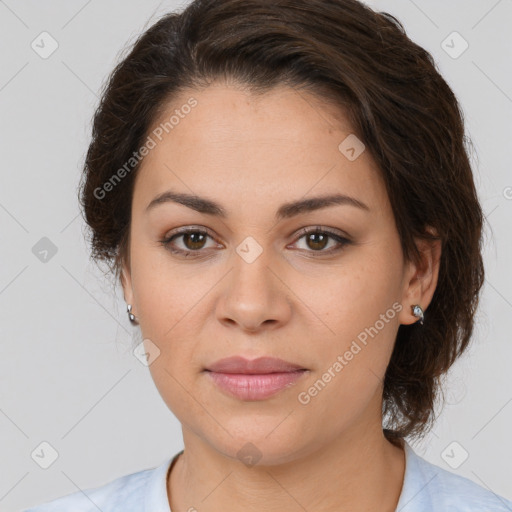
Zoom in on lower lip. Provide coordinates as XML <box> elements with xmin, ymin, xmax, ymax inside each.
<box><xmin>205</xmin><ymin>371</ymin><xmax>307</xmax><ymax>400</ymax></box>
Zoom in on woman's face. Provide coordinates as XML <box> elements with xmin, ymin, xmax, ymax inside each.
<box><xmin>122</xmin><ymin>82</ymin><xmax>435</xmax><ymax>464</ymax></box>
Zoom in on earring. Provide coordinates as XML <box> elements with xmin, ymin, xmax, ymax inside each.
<box><xmin>411</xmin><ymin>304</ymin><xmax>424</xmax><ymax>325</ymax></box>
<box><xmin>127</xmin><ymin>304</ymin><xmax>138</xmax><ymax>324</ymax></box>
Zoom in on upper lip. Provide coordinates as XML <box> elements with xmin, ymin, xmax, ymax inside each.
<box><xmin>205</xmin><ymin>356</ymin><xmax>307</xmax><ymax>374</ymax></box>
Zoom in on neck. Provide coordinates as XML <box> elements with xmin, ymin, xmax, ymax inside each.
<box><xmin>168</xmin><ymin>424</ymin><xmax>405</xmax><ymax>512</ymax></box>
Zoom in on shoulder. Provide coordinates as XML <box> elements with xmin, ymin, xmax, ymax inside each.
<box><xmin>421</xmin><ymin>460</ymin><xmax>512</xmax><ymax>510</ymax></box>
<box><xmin>22</xmin><ymin>465</ymin><xmax>157</xmax><ymax>512</ymax></box>
<box><xmin>399</xmin><ymin>441</ymin><xmax>512</xmax><ymax>511</ymax></box>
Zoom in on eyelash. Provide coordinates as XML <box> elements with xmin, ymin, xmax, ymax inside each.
<box><xmin>159</xmin><ymin>226</ymin><xmax>352</xmax><ymax>258</ymax></box>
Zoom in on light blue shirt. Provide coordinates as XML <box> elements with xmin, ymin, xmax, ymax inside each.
<box><xmin>23</xmin><ymin>440</ymin><xmax>512</xmax><ymax>511</ymax></box>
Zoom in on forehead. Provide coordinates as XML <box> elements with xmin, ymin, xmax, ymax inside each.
<box><xmin>133</xmin><ymin>83</ymin><xmax>389</xmax><ymax>216</ymax></box>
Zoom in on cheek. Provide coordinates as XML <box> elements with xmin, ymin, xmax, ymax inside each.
<box><xmin>138</xmin><ymin>295</ymin><xmax>203</xmax><ymax>424</ymax></box>
<box><xmin>291</xmin><ymin>247</ymin><xmax>402</xmax><ymax>341</ymax></box>
<box><xmin>291</xmin><ymin>251</ymin><xmax>401</xmax><ymax>399</ymax></box>
<box><xmin>130</xmin><ymin>254</ymin><xmax>202</xmax><ymax>390</ymax></box>
<box><xmin>131</xmin><ymin>244</ymin><xmax>200</xmax><ymax>335</ymax></box>
<box><xmin>295</xmin><ymin>309</ymin><xmax>399</xmax><ymax>436</ymax></box>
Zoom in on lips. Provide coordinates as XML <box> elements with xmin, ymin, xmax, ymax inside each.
<box><xmin>203</xmin><ymin>356</ymin><xmax>309</xmax><ymax>401</ymax></box>
<box><xmin>204</xmin><ymin>356</ymin><xmax>307</xmax><ymax>374</ymax></box>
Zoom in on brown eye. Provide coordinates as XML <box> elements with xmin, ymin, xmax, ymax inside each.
<box><xmin>161</xmin><ymin>228</ymin><xmax>217</xmax><ymax>256</ymax></box>
<box><xmin>305</xmin><ymin>232</ymin><xmax>329</xmax><ymax>251</ymax></box>
<box><xmin>292</xmin><ymin>227</ymin><xmax>352</xmax><ymax>255</ymax></box>
<box><xmin>181</xmin><ymin>232</ymin><xmax>208</xmax><ymax>250</ymax></box>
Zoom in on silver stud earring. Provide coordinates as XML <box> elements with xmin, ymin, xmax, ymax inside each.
<box><xmin>127</xmin><ymin>304</ymin><xmax>138</xmax><ymax>324</ymax></box>
<box><xmin>411</xmin><ymin>304</ymin><xmax>424</xmax><ymax>325</ymax></box>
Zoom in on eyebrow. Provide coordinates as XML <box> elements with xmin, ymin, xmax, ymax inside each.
<box><xmin>145</xmin><ymin>190</ymin><xmax>370</xmax><ymax>220</ymax></box>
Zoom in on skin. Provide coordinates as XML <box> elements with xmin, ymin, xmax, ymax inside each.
<box><xmin>121</xmin><ymin>82</ymin><xmax>441</xmax><ymax>512</ymax></box>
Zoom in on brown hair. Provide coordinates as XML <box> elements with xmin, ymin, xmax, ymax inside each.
<box><xmin>78</xmin><ymin>0</ymin><xmax>485</xmax><ymax>444</ymax></box>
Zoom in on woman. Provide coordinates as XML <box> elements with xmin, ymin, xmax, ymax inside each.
<box><xmin>24</xmin><ymin>0</ymin><xmax>512</xmax><ymax>510</ymax></box>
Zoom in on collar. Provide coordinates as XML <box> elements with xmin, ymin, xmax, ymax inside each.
<box><xmin>395</xmin><ymin>440</ymin><xmax>435</xmax><ymax>511</ymax></box>
<box><xmin>145</xmin><ymin>441</ymin><xmax>432</xmax><ymax>512</ymax></box>
<box><xmin>144</xmin><ymin>449</ymin><xmax>183</xmax><ymax>512</ymax></box>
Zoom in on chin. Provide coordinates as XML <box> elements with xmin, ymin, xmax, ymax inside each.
<box><xmin>201</xmin><ymin>421</ymin><xmax>313</xmax><ymax>467</ymax></box>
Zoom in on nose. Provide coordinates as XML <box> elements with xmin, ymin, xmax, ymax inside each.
<box><xmin>216</xmin><ymin>244</ymin><xmax>292</xmax><ymax>333</ymax></box>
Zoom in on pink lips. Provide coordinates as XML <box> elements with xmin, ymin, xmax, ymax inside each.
<box><xmin>204</xmin><ymin>356</ymin><xmax>308</xmax><ymax>401</ymax></box>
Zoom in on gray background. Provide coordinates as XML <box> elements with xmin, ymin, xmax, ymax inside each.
<box><xmin>0</xmin><ymin>0</ymin><xmax>511</xmax><ymax>510</ymax></box>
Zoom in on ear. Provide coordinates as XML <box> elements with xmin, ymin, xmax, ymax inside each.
<box><xmin>120</xmin><ymin>259</ymin><xmax>135</xmax><ymax>307</ymax></box>
<box><xmin>398</xmin><ymin>227</ymin><xmax>442</xmax><ymax>326</ymax></box>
